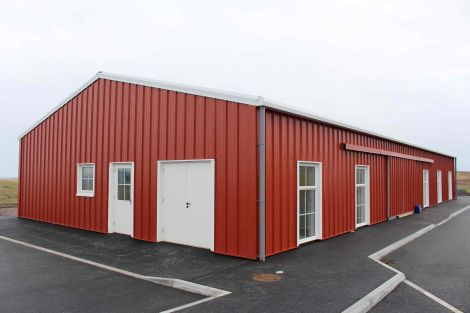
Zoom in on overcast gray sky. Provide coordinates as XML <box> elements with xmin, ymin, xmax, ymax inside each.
<box><xmin>1</xmin><ymin>0</ymin><xmax>470</xmax><ymax>177</ymax></box>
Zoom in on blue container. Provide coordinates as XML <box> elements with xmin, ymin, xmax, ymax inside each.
<box><xmin>414</xmin><ymin>204</ymin><xmax>423</xmax><ymax>214</ymax></box>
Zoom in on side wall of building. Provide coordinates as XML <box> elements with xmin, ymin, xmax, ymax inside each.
<box><xmin>264</xmin><ymin>109</ymin><xmax>455</xmax><ymax>257</ymax></box>
<box><xmin>18</xmin><ymin>78</ymin><xmax>259</xmax><ymax>259</ymax></box>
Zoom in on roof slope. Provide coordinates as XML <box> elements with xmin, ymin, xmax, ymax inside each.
<box><xmin>19</xmin><ymin>71</ymin><xmax>454</xmax><ymax>158</ymax></box>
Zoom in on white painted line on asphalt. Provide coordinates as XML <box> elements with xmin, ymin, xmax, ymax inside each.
<box><xmin>369</xmin><ymin>224</ymin><xmax>436</xmax><ymax>261</ymax></box>
<box><xmin>343</xmin><ymin>203</ymin><xmax>470</xmax><ymax>313</ymax></box>
<box><xmin>0</xmin><ymin>235</ymin><xmax>231</xmax><ymax>306</ymax></box>
<box><xmin>404</xmin><ymin>280</ymin><xmax>463</xmax><ymax>313</ymax></box>
<box><xmin>342</xmin><ymin>273</ymin><xmax>405</xmax><ymax>313</ymax></box>
<box><xmin>160</xmin><ymin>292</ymin><xmax>230</xmax><ymax>313</ymax></box>
<box><xmin>436</xmin><ymin>205</ymin><xmax>470</xmax><ymax>226</ymax></box>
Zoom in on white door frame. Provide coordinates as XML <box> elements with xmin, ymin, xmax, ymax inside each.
<box><xmin>423</xmin><ymin>170</ymin><xmax>430</xmax><ymax>208</ymax></box>
<box><xmin>448</xmin><ymin>171</ymin><xmax>453</xmax><ymax>201</ymax></box>
<box><xmin>437</xmin><ymin>170</ymin><xmax>442</xmax><ymax>204</ymax></box>
<box><xmin>355</xmin><ymin>165</ymin><xmax>370</xmax><ymax>228</ymax></box>
<box><xmin>156</xmin><ymin>159</ymin><xmax>215</xmax><ymax>251</ymax></box>
<box><xmin>297</xmin><ymin>161</ymin><xmax>323</xmax><ymax>245</ymax></box>
<box><xmin>108</xmin><ymin>162</ymin><xmax>135</xmax><ymax>237</ymax></box>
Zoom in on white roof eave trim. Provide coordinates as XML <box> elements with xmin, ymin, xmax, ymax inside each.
<box><xmin>18</xmin><ymin>71</ymin><xmax>261</xmax><ymax>139</ymax></box>
<box><xmin>18</xmin><ymin>71</ymin><xmax>455</xmax><ymax>159</ymax></box>
<box><xmin>263</xmin><ymin>99</ymin><xmax>455</xmax><ymax>158</ymax></box>
<box><xmin>18</xmin><ymin>73</ymin><xmax>101</xmax><ymax>139</ymax></box>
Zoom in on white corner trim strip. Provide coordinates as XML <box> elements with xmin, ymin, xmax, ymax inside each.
<box><xmin>342</xmin><ymin>273</ymin><xmax>405</xmax><ymax>313</ymax></box>
<box><xmin>0</xmin><ymin>235</ymin><xmax>230</xmax><ymax>300</ymax></box>
<box><xmin>404</xmin><ymin>280</ymin><xmax>464</xmax><ymax>313</ymax></box>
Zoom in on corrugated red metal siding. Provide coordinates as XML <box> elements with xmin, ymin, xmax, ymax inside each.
<box><xmin>265</xmin><ymin>109</ymin><xmax>455</xmax><ymax>257</ymax></box>
<box><xmin>18</xmin><ymin>78</ymin><xmax>258</xmax><ymax>259</ymax></box>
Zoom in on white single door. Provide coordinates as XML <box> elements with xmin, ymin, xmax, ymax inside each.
<box><xmin>109</xmin><ymin>163</ymin><xmax>134</xmax><ymax>236</ymax></box>
<box><xmin>355</xmin><ymin>166</ymin><xmax>370</xmax><ymax>228</ymax></box>
<box><xmin>437</xmin><ymin>170</ymin><xmax>442</xmax><ymax>204</ymax></box>
<box><xmin>423</xmin><ymin>170</ymin><xmax>429</xmax><ymax>208</ymax></box>
<box><xmin>448</xmin><ymin>171</ymin><xmax>453</xmax><ymax>200</ymax></box>
<box><xmin>158</xmin><ymin>160</ymin><xmax>214</xmax><ymax>250</ymax></box>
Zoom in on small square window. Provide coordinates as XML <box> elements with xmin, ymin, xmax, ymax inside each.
<box><xmin>77</xmin><ymin>164</ymin><xmax>95</xmax><ymax>197</ymax></box>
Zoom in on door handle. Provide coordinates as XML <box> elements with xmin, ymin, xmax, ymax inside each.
<box><xmin>186</xmin><ymin>202</ymin><xmax>191</xmax><ymax>208</ymax></box>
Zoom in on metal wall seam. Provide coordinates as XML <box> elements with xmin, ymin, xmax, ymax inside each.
<box><xmin>258</xmin><ymin>102</ymin><xmax>266</xmax><ymax>261</ymax></box>
<box><xmin>18</xmin><ymin>78</ymin><xmax>259</xmax><ymax>259</ymax></box>
<box><xmin>264</xmin><ymin>109</ymin><xmax>456</xmax><ymax>257</ymax></box>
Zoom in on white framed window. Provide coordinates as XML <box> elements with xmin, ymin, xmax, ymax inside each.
<box><xmin>355</xmin><ymin>165</ymin><xmax>370</xmax><ymax>228</ymax></box>
<box><xmin>423</xmin><ymin>170</ymin><xmax>430</xmax><ymax>208</ymax></box>
<box><xmin>448</xmin><ymin>171</ymin><xmax>453</xmax><ymax>201</ymax></box>
<box><xmin>297</xmin><ymin>161</ymin><xmax>322</xmax><ymax>245</ymax></box>
<box><xmin>437</xmin><ymin>170</ymin><xmax>442</xmax><ymax>204</ymax></box>
<box><xmin>77</xmin><ymin>163</ymin><xmax>95</xmax><ymax>197</ymax></box>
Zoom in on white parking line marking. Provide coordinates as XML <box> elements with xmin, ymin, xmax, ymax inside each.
<box><xmin>0</xmin><ymin>235</ymin><xmax>230</xmax><ymax>312</ymax></box>
<box><xmin>160</xmin><ymin>294</ymin><xmax>229</xmax><ymax>313</ymax></box>
<box><xmin>343</xmin><ymin>204</ymin><xmax>470</xmax><ymax>313</ymax></box>
<box><xmin>404</xmin><ymin>280</ymin><xmax>463</xmax><ymax>313</ymax></box>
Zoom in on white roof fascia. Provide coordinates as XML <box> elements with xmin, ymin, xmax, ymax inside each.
<box><xmin>263</xmin><ymin>98</ymin><xmax>455</xmax><ymax>158</ymax></box>
<box><xmin>18</xmin><ymin>71</ymin><xmax>455</xmax><ymax>159</ymax></box>
<box><xmin>98</xmin><ymin>72</ymin><xmax>261</xmax><ymax>106</ymax></box>
<box><xmin>19</xmin><ymin>71</ymin><xmax>261</xmax><ymax>139</ymax></box>
<box><xmin>18</xmin><ymin>73</ymin><xmax>101</xmax><ymax>139</ymax></box>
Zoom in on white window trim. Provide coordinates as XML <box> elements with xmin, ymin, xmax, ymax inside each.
<box><xmin>297</xmin><ymin>161</ymin><xmax>323</xmax><ymax>245</ymax></box>
<box><xmin>448</xmin><ymin>171</ymin><xmax>453</xmax><ymax>201</ymax></box>
<box><xmin>423</xmin><ymin>170</ymin><xmax>430</xmax><ymax>208</ymax></box>
<box><xmin>355</xmin><ymin>165</ymin><xmax>370</xmax><ymax>228</ymax></box>
<box><xmin>437</xmin><ymin>170</ymin><xmax>442</xmax><ymax>204</ymax></box>
<box><xmin>76</xmin><ymin>163</ymin><xmax>95</xmax><ymax>197</ymax></box>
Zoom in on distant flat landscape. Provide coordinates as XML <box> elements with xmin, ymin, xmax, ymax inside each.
<box><xmin>457</xmin><ymin>171</ymin><xmax>470</xmax><ymax>196</ymax></box>
<box><xmin>0</xmin><ymin>178</ymin><xmax>17</xmax><ymax>207</ymax></box>
<box><xmin>0</xmin><ymin>171</ymin><xmax>468</xmax><ymax>208</ymax></box>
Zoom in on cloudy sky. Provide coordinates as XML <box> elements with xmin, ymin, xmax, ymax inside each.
<box><xmin>1</xmin><ymin>0</ymin><xmax>470</xmax><ymax>177</ymax></box>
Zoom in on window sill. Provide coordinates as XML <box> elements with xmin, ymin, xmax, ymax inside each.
<box><xmin>298</xmin><ymin>236</ymin><xmax>319</xmax><ymax>245</ymax></box>
<box><xmin>76</xmin><ymin>192</ymin><xmax>95</xmax><ymax>198</ymax></box>
<box><xmin>356</xmin><ymin>222</ymin><xmax>368</xmax><ymax>228</ymax></box>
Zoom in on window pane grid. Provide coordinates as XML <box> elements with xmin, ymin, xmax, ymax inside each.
<box><xmin>355</xmin><ymin>166</ymin><xmax>368</xmax><ymax>226</ymax></box>
<box><xmin>117</xmin><ymin>168</ymin><xmax>131</xmax><ymax>201</ymax></box>
<box><xmin>78</xmin><ymin>164</ymin><xmax>94</xmax><ymax>195</ymax></box>
<box><xmin>298</xmin><ymin>164</ymin><xmax>317</xmax><ymax>241</ymax></box>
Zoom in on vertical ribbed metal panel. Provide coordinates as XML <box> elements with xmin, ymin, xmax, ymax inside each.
<box><xmin>18</xmin><ymin>79</ymin><xmax>259</xmax><ymax>259</ymax></box>
<box><xmin>265</xmin><ymin>109</ymin><xmax>455</xmax><ymax>257</ymax></box>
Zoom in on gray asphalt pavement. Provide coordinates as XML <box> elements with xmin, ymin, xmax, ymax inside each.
<box><xmin>374</xmin><ymin>204</ymin><xmax>470</xmax><ymax>312</ymax></box>
<box><xmin>0</xmin><ymin>197</ymin><xmax>469</xmax><ymax>312</ymax></box>
<box><xmin>0</xmin><ymin>238</ymin><xmax>203</xmax><ymax>313</ymax></box>
<box><xmin>371</xmin><ymin>283</ymin><xmax>449</xmax><ymax>313</ymax></box>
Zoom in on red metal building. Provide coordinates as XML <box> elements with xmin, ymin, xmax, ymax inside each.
<box><xmin>18</xmin><ymin>72</ymin><xmax>456</xmax><ymax>260</ymax></box>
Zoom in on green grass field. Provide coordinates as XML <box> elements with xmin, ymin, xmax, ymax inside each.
<box><xmin>0</xmin><ymin>179</ymin><xmax>18</xmax><ymax>206</ymax></box>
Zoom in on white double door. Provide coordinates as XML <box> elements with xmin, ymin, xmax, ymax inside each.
<box><xmin>158</xmin><ymin>160</ymin><xmax>214</xmax><ymax>250</ymax></box>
